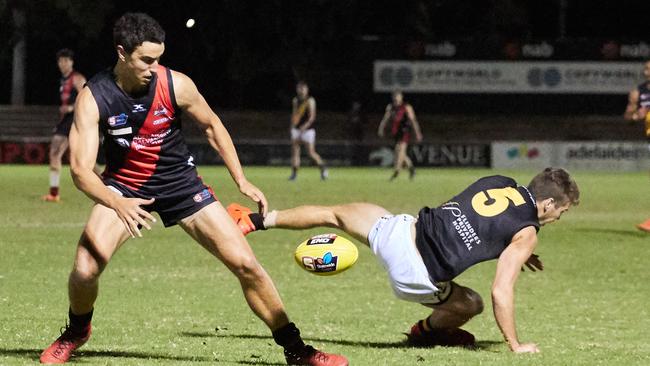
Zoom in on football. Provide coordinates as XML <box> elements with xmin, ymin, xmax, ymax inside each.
<box><xmin>294</xmin><ymin>234</ymin><xmax>359</xmax><ymax>276</ymax></box>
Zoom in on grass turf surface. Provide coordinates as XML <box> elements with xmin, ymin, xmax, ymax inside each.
<box><xmin>1</xmin><ymin>165</ymin><xmax>649</xmax><ymax>365</ymax></box>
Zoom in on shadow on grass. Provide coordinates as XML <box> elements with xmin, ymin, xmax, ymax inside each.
<box><xmin>0</xmin><ymin>347</ymin><xmax>213</xmax><ymax>362</ymax></box>
<box><xmin>181</xmin><ymin>331</ymin><xmax>502</xmax><ymax>351</ymax></box>
<box><xmin>573</xmin><ymin>227</ymin><xmax>648</xmax><ymax>238</ymax></box>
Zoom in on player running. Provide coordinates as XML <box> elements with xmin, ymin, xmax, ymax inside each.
<box><xmin>289</xmin><ymin>81</ymin><xmax>328</xmax><ymax>181</ymax></box>
<box><xmin>228</xmin><ymin>168</ymin><xmax>579</xmax><ymax>353</ymax></box>
<box><xmin>377</xmin><ymin>91</ymin><xmax>423</xmax><ymax>181</ymax></box>
<box><xmin>39</xmin><ymin>13</ymin><xmax>347</xmax><ymax>366</ymax></box>
<box><xmin>42</xmin><ymin>49</ymin><xmax>86</xmax><ymax>202</ymax></box>
<box><xmin>623</xmin><ymin>60</ymin><xmax>650</xmax><ymax>232</ymax></box>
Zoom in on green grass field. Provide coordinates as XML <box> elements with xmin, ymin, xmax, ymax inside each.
<box><xmin>1</xmin><ymin>165</ymin><xmax>649</xmax><ymax>365</ymax></box>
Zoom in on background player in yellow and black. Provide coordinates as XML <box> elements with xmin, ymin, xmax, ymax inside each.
<box><xmin>377</xmin><ymin>91</ymin><xmax>423</xmax><ymax>181</ymax></box>
<box><xmin>229</xmin><ymin>168</ymin><xmax>580</xmax><ymax>353</ymax></box>
<box><xmin>289</xmin><ymin>81</ymin><xmax>328</xmax><ymax>181</ymax></box>
<box><xmin>42</xmin><ymin>49</ymin><xmax>86</xmax><ymax>202</ymax></box>
<box><xmin>623</xmin><ymin>59</ymin><xmax>650</xmax><ymax>232</ymax></box>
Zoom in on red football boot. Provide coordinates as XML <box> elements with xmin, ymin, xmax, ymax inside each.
<box><xmin>406</xmin><ymin>322</ymin><xmax>475</xmax><ymax>348</ymax></box>
<box><xmin>42</xmin><ymin>194</ymin><xmax>61</xmax><ymax>203</ymax></box>
<box><xmin>40</xmin><ymin>323</ymin><xmax>91</xmax><ymax>364</ymax></box>
<box><xmin>636</xmin><ymin>218</ymin><xmax>650</xmax><ymax>233</ymax></box>
<box><xmin>284</xmin><ymin>345</ymin><xmax>348</xmax><ymax>366</ymax></box>
<box><xmin>227</xmin><ymin>203</ymin><xmax>257</xmax><ymax>235</ymax></box>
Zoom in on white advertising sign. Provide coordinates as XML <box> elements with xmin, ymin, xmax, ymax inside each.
<box><xmin>374</xmin><ymin>61</ymin><xmax>644</xmax><ymax>94</ymax></box>
<box><xmin>492</xmin><ymin>141</ymin><xmax>650</xmax><ymax>171</ymax></box>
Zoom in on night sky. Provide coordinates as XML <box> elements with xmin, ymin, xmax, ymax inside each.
<box><xmin>2</xmin><ymin>0</ymin><xmax>649</xmax><ymax>113</ymax></box>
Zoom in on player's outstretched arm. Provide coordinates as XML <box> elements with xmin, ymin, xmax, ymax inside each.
<box><xmin>377</xmin><ymin>105</ymin><xmax>391</xmax><ymax>137</ymax></box>
<box><xmin>406</xmin><ymin>104</ymin><xmax>423</xmax><ymax>142</ymax></box>
<box><xmin>173</xmin><ymin>71</ymin><xmax>267</xmax><ymax>215</ymax></box>
<box><xmin>623</xmin><ymin>89</ymin><xmax>642</xmax><ymax>121</ymax></box>
<box><xmin>69</xmin><ymin>87</ymin><xmax>156</xmax><ymax>238</ymax></box>
<box><xmin>491</xmin><ymin>226</ymin><xmax>540</xmax><ymax>353</ymax></box>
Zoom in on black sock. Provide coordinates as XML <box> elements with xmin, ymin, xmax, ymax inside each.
<box><xmin>272</xmin><ymin>322</ymin><xmax>308</xmax><ymax>355</ymax></box>
<box><xmin>249</xmin><ymin>212</ymin><xmax>266</xmax><ymax>230</ymax></box>
<box><xmin>69</xmin><ymin>308</ymin><xmax>93</xmax><ymax>332</ymax></box>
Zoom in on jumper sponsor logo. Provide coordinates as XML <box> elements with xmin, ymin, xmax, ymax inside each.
<box><xmin>441</xmin><ymin>202</ymin><xmax>462</xmax><ymax>217</ymax></box>
<box><xmin>153</xmin><ymin>103</ymin><xmax>168</xmax><ymax>116</ymax></box>
<box><xmin>452</xmin><ymin>214</ymin><xmax>481</xmax><ymax>251</ymax></box>
<box><xmin>152</xmin><ymin>117</ymin><xmax>170</xmax><ymax>125</ymax></box>
<box><xmin>307</xmin><ymin>234</ymin><xmax>337</xmax><ymax>245</ymax></box>
<box><xmin>131</xmin><ymin>129</ymin><xmax>172</xmax><ymax>150</ymax></box>
<box><xmin>193</xmin><ymin>188</ymin><xmax>212</xmax><ymax>203</ymax></box>
<box><xmin>132</xmin><ymin>104</ymin><xmax>147</xmax><ymax>113</ymax></box>
<box><xmin>114</xmin><ymin>138</ymin><xmax>130</xmax><ymax>148</ymax></box>
<box><xmin>107</xmin><ymin>127</ymin><xmax>132</xmax><ymax>136</ymax></box>
<box><xmin>107</xmin><ymin>113</ymin><xmax>128</xmax><ymax>127</ymax></box>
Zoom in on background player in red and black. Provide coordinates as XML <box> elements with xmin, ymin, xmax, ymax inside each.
<box><xmin>377</xmin><ymin>91</ymin><xmax>423</xmax><ymax>181</ymax></box>
<box><xmin>229</xmin><ymin>168</ymin><xmax>580</xmax><ymax>354</ymax></box>
<box><xmin>40</xmin><ymin>13</ymin><xmax>347</xmax><ymax>366</ymax></box>
<box><xmin>289</xmin><ymin>81</ymin><xmax>328</xmax><ymax>181</ymax></box>
<box><xmin>623</xmin><ymin>60</ymin><xmax>650</xmax><ymax>232</ymax></box>
<box><xmin>42</xmin><ymin>49</ymin><xmax>86</xmax><ymax>202</ymax></box>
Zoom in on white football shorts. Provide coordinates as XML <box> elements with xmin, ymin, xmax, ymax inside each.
<box><xmin>291</xmin><ymin>128</ymin><xmax>316</xmax><ymax>145</ymax></box>
<box><xmin>368</xmin><ymin>214</ymin><xmax>451</xmax><ymax>305</ymax></box>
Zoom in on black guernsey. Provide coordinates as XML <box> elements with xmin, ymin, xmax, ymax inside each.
<box><xmin>415</xmin><ymin>175</ymin><xmax>540</xmax><ymax>282</ymax></box>
<box><xmin>637</xmin><ymin>82</ymin><xmax>650</xmax><ymax>110</ymax></box>
<box><xmin>86</xmin><ymin>66</ymin><xmax>203</xmax><ymax>196</ymax></box>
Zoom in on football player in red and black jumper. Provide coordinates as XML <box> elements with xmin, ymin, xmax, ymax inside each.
<box><xmin>40</xmin><ymin>13</ymin><xmax>347</xmax><ymax>366</ymax></box>
<box><xmin>42</xmin><ymin>49</ymin><xmax>86</xmax><ymax>202</ymax></box>
<box><xmin>377</xmin><ymin>91</ymin><xmax>423</xmax><ymax>181</ymax></box>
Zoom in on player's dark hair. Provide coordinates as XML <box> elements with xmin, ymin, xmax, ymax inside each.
<box><xmin>113</xmin><ymin>13</ymin><xmax>165</xmax><ymax>54</ymax></box>
<box><xmin>528</xmin><ymin>167</ymin><xmax>580</xmax><ymax>206</ymax></box>
<box><xmin>56</xmin><ymin>48</ymin><xmax>74</xmax><ymax>60</ymax></box>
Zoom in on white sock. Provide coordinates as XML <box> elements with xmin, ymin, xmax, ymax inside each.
<box><xmin>264</xmin><ymin>210</ymin><xmax>278</xmax><ymax>228</ymax></box>
<box><xmin>49</xmin><ymin>171</ymin><xmax>60</xmax><ymax>188</ymax></box>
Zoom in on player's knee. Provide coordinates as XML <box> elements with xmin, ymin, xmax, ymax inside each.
<box><xmin>70</xmin><ymin>265</ymin><xmax>101</xmax><ymax>285</ymax></box>
<box><xmin>463</xmin><ymin>288</ymin><xmax>484</xmax><ymax>316</ymax></box>
<box><xmin>230</xmin><ymin>256</ymin><xmax>264</xmax><ymax>281</ymax></box>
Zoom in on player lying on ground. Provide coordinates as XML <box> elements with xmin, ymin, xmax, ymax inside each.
<box><xmin>229</xmin><ymin>168</ymin><xmax>579</xmax><ymax>353</ymax></box>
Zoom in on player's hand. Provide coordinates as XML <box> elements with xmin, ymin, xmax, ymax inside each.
<box><xmin>522</xmin><ymin>253</ymin><xmax>543</xmax><ymax>272</ymax></box>
<box><xmin>378</xmin><ymin>130</ymin><xmax>384</xmax><ymax>138</ymax></box>
<box><xmin>238</xmin><ymin>180</ymin><xmax>268</xmax><ymax>216</ymax></box>
<box><xmin>633</xmin><ymin>107</ymin><xmax>648</xmax><ymax>121</ymax></box>
<box><xmin>112</xmin><ymin>197</ymin><xmax>156</xmax><ymax>238</ymax></box>
<box><xmin>416</xmin><ymin>133</ymin><xmax>423</xmax><ymax>143</ymax></box>
<box><xmin>511</xmin><ymin>343</ymin><xmax>540</xmax><ymax>353</ymax></box>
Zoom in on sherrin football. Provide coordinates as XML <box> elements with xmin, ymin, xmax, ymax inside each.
<box><xmin>294</xmin><ymin>234</ymin><xmax>358</xmax><ymax>276</ymax></box>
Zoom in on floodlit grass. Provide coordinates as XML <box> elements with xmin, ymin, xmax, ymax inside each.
<box><xmin>1</xmin><ymin>165</ymin><xmax>649</xmax><ymax>365</ymax></box>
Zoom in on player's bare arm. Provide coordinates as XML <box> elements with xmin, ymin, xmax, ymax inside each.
<box><xmin>406</xmin><ymin>104</ymin><xmax>423</xmax><ymax>142</ymax></box>
<box><xmin>70</xmin><ymin>88</ymin><xmax>156</xmax><ymax>236</ymax></box>
<box><xmin>377</xmin><ymin>104</ymin><xmax>391</xmax><ymax>137</ymax></box>
<box><xmin>290</xmin><ymin>97</ymin><xmax>300</xmax><ymax>127</ymax></box>
<box><xmin>69</xmin><ymin>87</ymin><xmax>156</xmax><ymax>238</ymax></box>
<box><xmin>491</xmin><ymin>225</ymin><xmax>540</xmax><ymax>354</ymax></box>
<box><xmin>173</xmin><ymin>71</ymin><xmax>267</xmax><ymax>215</ymax></box>
<box><xmin>623</xmin><ymin>89</ymin><xmax>643</xmax><ymax>121</ymax></box>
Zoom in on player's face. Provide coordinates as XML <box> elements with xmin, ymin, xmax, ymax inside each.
<box><xmin>122</xmin><ymin>41</ymin><xmax>165</xmax><ymax>87</ymax></box>
<box><xmin>392</xmin><ymin>92</ymin><xmax>403</xmax><ymax>105</ymax></box>
<box><xmin>644</xmin><ymin>61</ymin><xmax>650</xmax><ymax>80</ymax></box>
<box><xmin>57</xmin><ymin>57</ymin><xmax>73</xmax><ymax>76</ymax></box>
<box><xmin>297</xmin><ymin>84</ymin><xmax>308</xmax><ymax>98</ymax></box>
<box><xmin>539</xmin><ymin>200</ymin><xmax>571</xmax><ymax>225</ymax></box>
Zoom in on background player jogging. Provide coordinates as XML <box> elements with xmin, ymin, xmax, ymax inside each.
<box><xmin>229</xmin><ymin>168</ymin><xmax>579</xmax><ymax>353</ymax></box>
